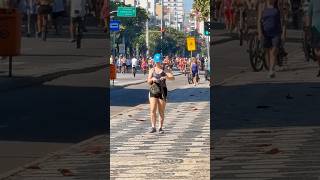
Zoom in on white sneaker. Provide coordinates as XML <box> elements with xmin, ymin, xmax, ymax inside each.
<box><xmin>268</xmin><ymin>71</ymin><xmax>275</xmax><ymax>78</ymax></box>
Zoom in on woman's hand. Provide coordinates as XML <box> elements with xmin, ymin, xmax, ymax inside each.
<box><xmin>152</xmin><ymin>77</ymin><xmax>158</xmax><ymax>82</ymax></box>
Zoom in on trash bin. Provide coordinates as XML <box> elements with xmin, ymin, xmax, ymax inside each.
<box><xmin>0</xmin><ymin>8</ymin><xmax>21</xmax><ymax>56</ymax></box>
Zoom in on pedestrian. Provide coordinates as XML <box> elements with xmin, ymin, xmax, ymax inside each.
<box><xmin>258</xmin><ymin>0</ymin><xmax>282</xmax><ymax>78</ymax></box>
<box><xmin>190</xmin><ymin>57</ymin><xmax>200</xmax><ymax>86</ymax></box>
<box><xmin>120</xmin><ymin>55</ymin><xmax>126</xmax><ymax>73</ymax></box>
<box><xmin>51</xmin><ymin>0</ymin><xmax>65</xmax><ymax>35</ymax></box>
<box><xmin>116</xmin><ymin>56</ymin><xmax>121</xmax><ymax>73</ymax></box>
<box><xmin>222</xmin><ymin>0</ymin><xmax>234</xmax><ymax>32</ymax></box>
<box><xmin>147</xmin><ymin>53</ymin><xmax>175</xmax><ymax>134</ymax></box>
<box><xmin>307</xmin><ymin>0</ymin><xmax>320</xmax><ymax>76</ymax></box>
<box><xmin>290</xmin><ymin>0</ymin><xmax>302</xmax><ymax>29</ymax></box>
<box><xmin>26</xmin><ymin>0</ymin><xmax>38</xmax><ymax>37</ymax></box>
<box><xmin>141</xmin><ymin>58</ymin><xmax>148</xmax><ymax>75</ymax></box>
<box><xmin>69</xmin><ymin>0</ymin><xmax>86</xmax><ymax>42</ymax></box>
<box><xmin>36</xmin><ymin>0</ymin><xmax>54</xmax><ymax>38</ymax></box>
<box><xmin>126</xmin><ymin>56</ymin><xmax>131</xmax><ymax>73</ymax></box>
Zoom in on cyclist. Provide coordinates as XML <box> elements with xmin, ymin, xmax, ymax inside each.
<box><xmin>36</xmin><ymin>0</ymin><xmax>53</xmax><ymax>38</ymax></box>
<box><xmin>307</xmin><ymin>0</ymin><xmax>320</xmax><ymax>76</ymax></box>
<box><xmin>131</xmin><ymin>56</ymin><xmax>138</xmax><ymax>78</ymax></box>
<box><xmin>258</xmin><ymin>0</ymin><xmax>283</xmax><ymax>78</ymax></box>
<box><xmin>69</xmin><ymin>0</ymin><xmax>86</xmax><ymax>43</ymax></box>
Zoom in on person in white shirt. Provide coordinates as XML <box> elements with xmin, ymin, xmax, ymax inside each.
<box><xmin>69</xmin><ymin>0</ymin><xmax>86</xmax><ymax>42</ymax></box>
<box><xmin>131</xmin><ymin>57</ymin><xmax>138</xmax><ymax>68</ymax></box>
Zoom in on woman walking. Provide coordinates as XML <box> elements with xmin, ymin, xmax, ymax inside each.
<box><xmin>147</xmin><ymin>53</ymin><xmax>174</xmax><ymax>134</ymax></box>
<box><xmin>258</xmin><ymin>0</ymin><xmax>282</xmax><ymax>78</ymax></box>
<box><xmin>190</xmin><ymin>57</ymin><xmax>199</xmax><ymax>86</ymax></box>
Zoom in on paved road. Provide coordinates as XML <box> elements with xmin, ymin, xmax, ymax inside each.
<box><xmin>110</xmin><ymin>71</ymin><xmax>208</xmax><ymax>116</ymax></box>
<box><xmin>0</xmin><ymin>68</ymin><xmax>107</xmax><ymax>175</ymax></box>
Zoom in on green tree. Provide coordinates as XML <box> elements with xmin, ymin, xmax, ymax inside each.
<box><xmin>133</xmin><ymin>26</ymin><xmax>187</xmax><ymax>57</ymax></box>
<box><xmin>110</xmin><ymin>1</ymin><xmax>148</xmax><ymax>56</ymax></box>
<box><xmin>192</xmin><ymin>0</ymin><xmax>210</xmax><ymax>21</ymax></box>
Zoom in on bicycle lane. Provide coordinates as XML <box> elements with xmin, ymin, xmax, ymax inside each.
<box><xmin>110</xmin><ymin>83</ymin><xmax>210</xmax><ymax>179</ymax></box>
<box><xmin>1</xmin><ymin>81</ymin><xmax>210</xmax><ymax>180</ymax></box>
<box><xmin>212</xmin><ymin>42</ymin><xmax>320</xmax><ymax>179</ymax></box>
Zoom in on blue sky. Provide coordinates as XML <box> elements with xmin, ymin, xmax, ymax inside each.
<box><xmin>184</xmin><ymin>0</ymin><xmax>193</xmax><ymax>12</ymax></box>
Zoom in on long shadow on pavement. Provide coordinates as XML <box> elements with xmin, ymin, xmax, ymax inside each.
<box><xmin>0</xmin><ymin>84</ymin><xmax>108</xmax><ymax>143</ymax></box>
<box><xmin>212</xmin><ymin>82</ymin><xmax>320</xmax><ymax>130</ymax></box>
<box><xmin>111</xmin><ymin>87</ymin><xmax>210</xmax><ymax>107</ymax></box>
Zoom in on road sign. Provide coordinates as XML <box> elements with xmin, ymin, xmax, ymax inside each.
<box><xmin>110</xmin><ymin>64</ymin><xmax>116</xmax><ymax>80</ymax></box>
<box><xmin>117</xmin><ymin>7</ymin><xmax>136</xmax><ymax>17</ymax></box>
<box><xmin>110</xmin><ymin>20</ymin><xmax>120</xmax><ymax>32</ymax></box>
<box><xmin>187</xmin><ymin>37</ymin><xmax>196</xmax><ymax>51</ymax></box>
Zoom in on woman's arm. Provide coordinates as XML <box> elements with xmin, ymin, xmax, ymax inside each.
<box><xmin>147</xmin><ymin>68</ymin><xmax>155</xmax><ymax>84</ymax></box>
<box><xmin>165</xmin><ymin>69</ymin><xmax>175</xmax><ymax>80</ymax></box>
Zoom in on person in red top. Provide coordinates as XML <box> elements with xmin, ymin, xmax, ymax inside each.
<box><xmin>221</xmin><ymin>0</ymin><xmax>234</xmax><ymax>32</ymax></box>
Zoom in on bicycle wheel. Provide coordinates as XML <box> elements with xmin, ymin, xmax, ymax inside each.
<box><xmin>239</xmin><ymin>29</ymin><xmax>243</xmax><ymax>46</ymax></box>
<box><xmin>76</xmin><ymin>24</ymin><xmax>82</xmax><ymax>49</ymax></box>
<box><xmin>187</xmin><ymin>73</ymin><xmax>193</xmax><ymax>84</ymax></box>
<box><xmin>302</xmin><ymin>31</ymin><xmax>311</xmax><ymax>62</ymax></box>
<box><xmin>249</xmin><ymin>34</ymin><xmax>264</xmax><ymax>72</ymax></box>
<box><xmin>42</xmin><ymin>22</ymin><xmax>47</xmax><ymax>41</ymax></box>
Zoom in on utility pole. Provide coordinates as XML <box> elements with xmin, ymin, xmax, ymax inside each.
<box><xmin>146</xmin><ymin>13</ymin><xmax>149</xmax><ymax>57</ymax></box>
<box><xmin>160</xmin><ymin>0</ymin><xmax>164</xmax><ymax>55</ymax></box>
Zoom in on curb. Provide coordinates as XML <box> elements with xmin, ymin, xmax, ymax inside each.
<box><xmin>0</xmin><ymin>135</ymin><xmax>106</xmax><ymax>180</ymax></box>
<box><xmin>0</xmin><ymin>64</ymin><xmax>107</xmax><ymax>93</ymax></box>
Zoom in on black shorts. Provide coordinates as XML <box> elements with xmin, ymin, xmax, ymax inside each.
<box><xmin>52</xmin><ymin>11</ymin><xmax>65</xmax><ymax>19</ymax></box>
<box><xmin>150</xmin><ymin>87</ymin><xmax>168</xmax><ymax>100</ymax></box>
<box><xmin>263</xmin><ymin>36</ymin><xmax>281</xmax><ymax>48</ymax></box>
<box><xmin>192</xmin><ymin>72</ymin><xmax>198</xmax><ymax>78</ymax></box>
<box><xmin>38</xmin><ymin>5</ymin><xmax>52</xmax><ymax>15</ymax></box>
<box><xmin>72</xmin><ymin>17</ymin><xmax>83</xmax><ymax>24</ymax></box>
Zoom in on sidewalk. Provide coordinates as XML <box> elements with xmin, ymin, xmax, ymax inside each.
<box><xmin>213</xmin><ymin>45</ymin><xmax>320</xmax><ymax>179</ymax></box>
<box><xmin>0</xmin><ymin>34</ymin><xmax>106</xmax><ymax>92</ymax></box>
<box><xmin>1</xmin><ymin>82</ymin><xmax>210</xmax><ymax>180</ymax></box>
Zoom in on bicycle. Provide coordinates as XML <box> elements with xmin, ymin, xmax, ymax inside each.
<box><xmin>41</xmin><ymin>13</ymin><xmax>49</xmax><ymax>41</ymax></box>
<box><xmin>248</xmin><ymin>32</ymin><xmax>264</xmax><ymax>71</ymax></box>
<box><xmin>302</xmin><ymin>26</ymin><xmax>316</xmax><ymax>62</ymax></box>
<box><xmin>248</xmin><ymin>32</ymin><xmax>287</xmax><ymax>71</ymax></box>
<box><xmin>187</xmin><ymin>71</ymin><xmax>193</xmax><ymax>84</ymax></box>
<box><xmin>132</xmin><ymin>66</ymin><xmax>137</xmax><ymax>78</ymax></box>
<box><xmin>73</xmin><ymin>10</ymin><xmax>83</xmax><ymax>49</ymax></box>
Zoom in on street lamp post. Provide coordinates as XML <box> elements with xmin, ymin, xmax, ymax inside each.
<box><xmin>110</xmin><ymin>11</ymin><xmax>118</xmax><ymax>58</ymax></box>
<box><xmin>160</xmin><ymin>0</ymin><xmax>164</xmax><ymax>55</ymax></box>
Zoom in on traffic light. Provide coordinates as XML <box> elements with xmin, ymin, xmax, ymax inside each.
<box><xmin>204</xmin><ymin>22</ymin><xmax>210</xmax><ymax>36</ymax></box>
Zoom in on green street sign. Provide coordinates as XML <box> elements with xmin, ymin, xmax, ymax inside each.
<box><xmin>117</xmin><ymin>7</ymin><xmax>136</xmax><ymax>17</ymax></box>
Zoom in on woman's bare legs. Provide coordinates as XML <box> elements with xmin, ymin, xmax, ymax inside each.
<box><xmin>149</xmin><ymin>96</ymin><xmax>158</xmax><ymax>128</ymax></box>
<box><xmin>158</xmin><ymin>99</ymin><xmax>166</xmax><ymax>129</ymax></box>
